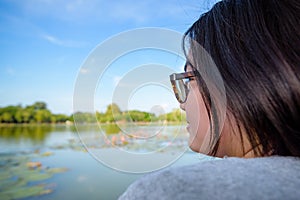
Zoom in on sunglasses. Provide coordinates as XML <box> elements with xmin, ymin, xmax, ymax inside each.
<box><xmin>169</xmin><ymin>71</ymin><xmax>197</xmax><ymax>103</ymax></box>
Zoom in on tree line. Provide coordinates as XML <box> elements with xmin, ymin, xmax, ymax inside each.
<box><xmin>0</xmin><ymin>102</ymin><xmax>185</xmax><ymax>124</ymax></box>
<box><xmin>0</xmin><ymin>102</ymin><xmax>70</xmax><ymax>123</ymax></box>
<box><xmin>74</xmin><ymin>103</ymin><xmax>185</xmax><ymax>124</ymax></box>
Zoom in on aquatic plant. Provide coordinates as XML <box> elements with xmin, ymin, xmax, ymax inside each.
<box><xmin>0</xmin><ymin>153</ymin><xmax>68</xmax><ymax>200</ymax></box>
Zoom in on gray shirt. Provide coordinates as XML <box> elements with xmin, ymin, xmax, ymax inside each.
<box><xmin>119</xmin><ymin>156</ymin><xmax>300</xmax><ymax>200</ymax></box>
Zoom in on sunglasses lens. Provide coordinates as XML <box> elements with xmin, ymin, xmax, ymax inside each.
<box><xmin>174</xmin><ymin>80</ymin><xmax>187</xmax><ymax>103</ymax></box>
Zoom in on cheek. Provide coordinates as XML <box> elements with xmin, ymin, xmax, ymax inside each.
<box><xmin>186</xmin><ymin>89</ymin><xmax>210</xmax><ymax>152</ymax></box>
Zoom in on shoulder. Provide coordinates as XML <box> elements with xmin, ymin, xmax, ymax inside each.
<box><xmin>119</xmin><ymin>156</ymin><xmax>300</xmax><ymax>200</ymax></box>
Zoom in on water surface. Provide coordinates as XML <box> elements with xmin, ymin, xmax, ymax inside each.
<box><xmin>0</xmin><ymin>124</ymin><xmax>209</xmax><ymax>200</ymax></box>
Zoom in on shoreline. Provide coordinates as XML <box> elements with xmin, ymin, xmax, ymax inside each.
<box><xmin>0</xmin><ymin>121</ymin><xmax>186</xmax><ymax>127</ymax></box>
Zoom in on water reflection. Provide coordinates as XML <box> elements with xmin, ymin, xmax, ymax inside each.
<box><xmin>75</xmin><ymin>123</ymin><xmax>189</xmax><ymax>153</ymax></box>
<box><xmin>0</xmin><ymin>124</ymin><xmax>203</xmax><ymax>200</ymax></box>
<box><xmin>101</xmin><ymin>123</ymin><xmax>121</xmax><ymax>134</ymax></box>
<box><xmin>0</xmin><ymin>124</ymin><xmax>188</xmax><ymax>151</ymax></box>
<box><xmin>73</xmin><ymin>123</ymin><xmax>122</xmax><ymax>134</ymax></box>
<box><xmin>0</xmin><ymin>125</ymin><xmax>54</xmax><ymax>144</ymax></box>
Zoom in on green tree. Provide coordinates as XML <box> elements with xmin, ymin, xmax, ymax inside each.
<box><xmin>53</xmin><ymin>114</ymin><xmax>69</xmax><ymax>123</ymax></box>
<box><xmin>23</xmin><ymin>107</ymin><xmax>34</xmax><ymax>123</ymax></box>
<box><xmin>99</xmin><ymin>103</ymin><xmax>122</xmax><ymax>123</ymax></box>
<box><xmin>0</xmin><ymin>105</ymin><xmax>21</xmax><ymax>123</ymax></box>
<box><xmin>0</xmin><ymin>102</ymin><xmax>71</xmax><ymax>124</ymax></box>
<box><xmin>105</xmin><ymin>103</ymin><xmax>121</xmax><ymax>115</ymax></box>
<box><xmin>34</xmin><ymin>110</ymin><xmax>51</xmax><ymax>123</ymax></box>
<box><xmin>14</xmin><ymin>110</ymin><xmax>23</xmax><ymax>123</ymax></box>
<box><xmin>1</xmin><ymin>112</ymin><xmax>13</xmax><ymax>123</ymax></box>
<box><xmin>30</xmin><ymin>101</ymin><xmax>47</xmax><ymax>110</ymax></box>
<box><xmin>125</xmin><ymin>110</ymin><xmax>155</xmax><ymax>122</ymax></box>
<box><xmin>73</xmin><ymin>112</ymin><xmax>96</xmax><ymax>123</ymax></box>
<box><xmin>160</xmin><ymin>109</ymin><xmax>185</xmax><ymax>122</ymax></box>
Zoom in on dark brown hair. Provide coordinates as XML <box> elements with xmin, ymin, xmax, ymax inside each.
<box><xmin>184</xmin><ymin>0</ymin><xmax>300</xmax><ymax>156</ymax></box>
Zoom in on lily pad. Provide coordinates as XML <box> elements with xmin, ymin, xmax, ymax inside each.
<box><xmin>25</xmin><ymin>172</ymin><xmax>53</xmax><ymax>182</ymax></box>
<box><xmin>47</xmin><ymin>167</ymin><xmax>68</xmax><ymax>174</ymax></box>
<box><xmin>41</xmin><ymin>151</ymin><xmax>53</xmax><ymax>157</ymax></box>
<box><xmin>0</xmin><ymin>152</ymin><xmax>68</xmax><ymax>200</ymax></box>
<box><xmin>0</xmin><ymin>171</ymin><xmax>11</xmax><ymax>181</ymax></box>
<box><xmin>1</xmin><ymin>185</ymin><xmax>51</xmax><ymax>200</ymax></box>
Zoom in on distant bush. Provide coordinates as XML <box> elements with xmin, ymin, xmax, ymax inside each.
<box><xmin>0</xmin><ymin>102</ymin><xmax>186</xmax><ymax>124</ymax></box>
<box><xmin>0</xmin><ymin>102</ymin><xmax>70</xmax><ymax>124</ymax></box>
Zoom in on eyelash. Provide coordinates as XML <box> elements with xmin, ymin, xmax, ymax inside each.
<box><xmin>186</xmin><ymin>77</ymin><xmax>195</xmax><ymax>82</ymax></box>
<box><xmin>184</xmin><ymin>78</ymin><xmax>194</xmax><ymax>89</ymax></box>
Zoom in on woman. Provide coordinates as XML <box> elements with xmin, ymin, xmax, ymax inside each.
<box><xmin>172</xmin><ymin>0</ymin><xmax>300</xmax><ymax>158</ymax></box>
<box><xmin>120</xmin><ymin>0</ymin><xmax>300</xmax><ymax>199</ymax></box>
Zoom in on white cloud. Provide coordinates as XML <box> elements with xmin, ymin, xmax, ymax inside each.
<box><xmin>41</xmin><ymin>33</ymin><xmax>88</xmax><ymax>47</ymax></box>
<box><xmin>5</xmin><ymin>67</ymin><xmax>16</xmax><ymax>76</ymax></box>
<box><xmin>42</xmin><ymin>34</ymin><xmax>60</xmax><ymax>45</ymax></box>
<box><xmin>79</xmin><ymin>68</ymin><xmax>89</xmax><ymax>74</ymax></box>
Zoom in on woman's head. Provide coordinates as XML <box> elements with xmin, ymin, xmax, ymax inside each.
<box><xmin>178</xmin><ymin>0</ymin><xmax>300</xmax><ymax>157</ymax></box>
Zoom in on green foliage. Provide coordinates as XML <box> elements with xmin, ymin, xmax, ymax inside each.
<box><xmin>52</xmin><ymin>114</ymin><xmax>70</xmax><ymax>123</ymax></box>
<box><xmin>105</xmin><ymin>103</ymin><xmax>121</xmax><ymax>115</ymax></box>
<box><xmin>96</xmin><ymin>104</ymin><xmax>122</xmax><ymax>123</ymax></box>
<box><xmin>94</xmin><ymin>105</ymin><xmax>185</xmax><ymax>124</ymax></box>
<box><xmin>26</xmin><ymin>101</ymin><xmax>47</xmax><ymax>110</ymax></box>
<box><xmin>34</xmin><ymin>110</ymin><xmax>51</xmax><ymax>123</ymax></box>
<box><xmin>167</xmin><ymin>109</ymin><xmax>185</xmax><ymax>122</ymax></box>
<box><xmin>73</xmin><ymin>112</ymin><xmax>97</xmax><ymax>123</ymax></box>
<box><xmin>125</xmin><ymin>110</ymin><xmax>155</xmax><ymax>122</ymax></box>
<box><xmin>0</xmin><ymin>153</ymin><xmax>68</xmax><ymax>200</ymax></box>
<box><xmin>0</xmin><ymin>102</ymin><xmax>185</xmax><ymax>124</ymax></box>
<box><xmin>0</xmin><ymin>102</ymin><xmax>70</xmax><ymax>124</ymax></box>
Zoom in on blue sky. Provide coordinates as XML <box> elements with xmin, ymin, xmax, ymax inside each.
<box><xmin>0</xmin><ymin>0</ymin><xmax>219</xmax><ymax>114</ymax></box>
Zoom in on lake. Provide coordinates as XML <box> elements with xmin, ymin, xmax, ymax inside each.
<box><xmin>0</xmin><ymin>124</ymin><xmax>214</xmax><ymax>200</ymax></box>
